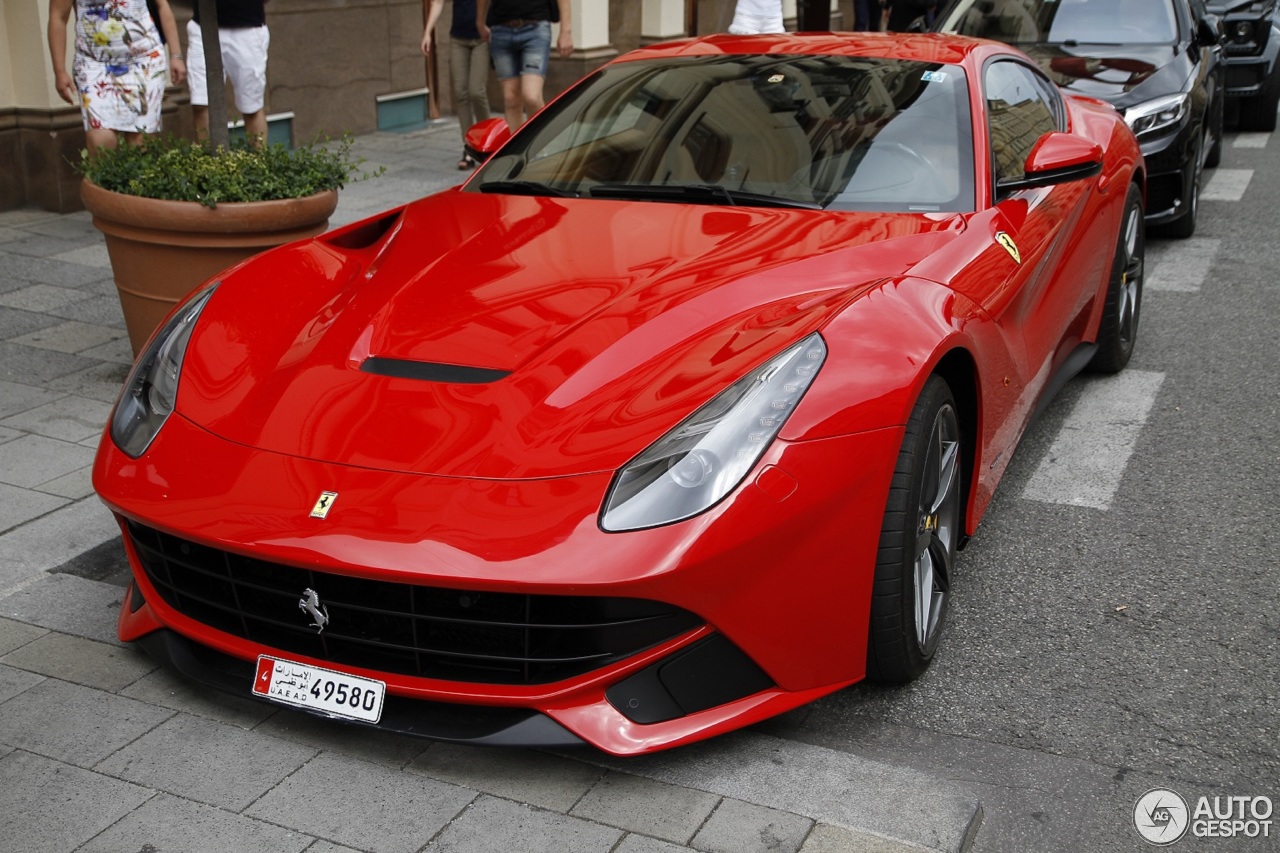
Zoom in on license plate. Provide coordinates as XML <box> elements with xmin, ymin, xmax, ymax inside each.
<box><xmin>252</xmin><ymin>655</ymin><xmax>385</xmax><ymax>724</ymax></box>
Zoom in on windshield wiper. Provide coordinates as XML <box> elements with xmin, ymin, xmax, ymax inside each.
<box><xmin>589</xmin><ymin>183</ymin><xmax>822</xmax><ymax>210</ymax></box>
<box><xmin>477</xmin><ymin>180</ymin><xmax>579</xmax><ymax>198</ymax></box>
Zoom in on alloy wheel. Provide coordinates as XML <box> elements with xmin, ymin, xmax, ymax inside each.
<box><xmin>913</xmin><ymin>403</ymin><xmax>960</xmax><ymax>652</ymax></box>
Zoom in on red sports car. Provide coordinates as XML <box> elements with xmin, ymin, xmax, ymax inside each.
<box><xmin>95</xmin><ymin>32</ymin><xmax>1144</xmax><ymax>755</ymax></box>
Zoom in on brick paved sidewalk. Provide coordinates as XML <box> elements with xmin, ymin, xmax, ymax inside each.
<box><xmin>0</xmin><ymin>122</ymin><xmax>979</xmax><ymax>853</ymax></box>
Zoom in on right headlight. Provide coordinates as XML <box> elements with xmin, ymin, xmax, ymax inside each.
<box><xmin>1124</xmin><ymin>93</ymin><xmax>1190</xmax><ymax>139</ymax></box>
<box><xmin>110</xmin><ymin>284</ymin><xmax>216</xmax><ymax>458</ymax></box>
<box><xmin>600</xmin><ymin>333</ymin><xmax>827</xmax><ymax>532</ymax></box>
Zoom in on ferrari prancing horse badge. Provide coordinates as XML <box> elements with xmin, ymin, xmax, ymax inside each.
<box><xmin>995</xmin><ymin>231</ymin><xmax>1021</xmax><ymax>265</ymax></box>
<box><xmin>310</xmin><ymin>491</ymin><xmax>338</xmax><ymax>519</ymax></box>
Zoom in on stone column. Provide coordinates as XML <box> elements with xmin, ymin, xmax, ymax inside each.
<box><xmin>547</xmin><ymin>0</ymin><xmax>619</xmax><ymax>103</ymax></box>
<box><xmin>641</xmin><ymin>0</ymin><xmax>686</xmax><ymax>43</ymax></box>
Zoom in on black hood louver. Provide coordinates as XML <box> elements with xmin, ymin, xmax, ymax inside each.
<box><xmin>361</xmin><ymin>357</ymin><xmax>510</xmax><ymax>384</ymax></box>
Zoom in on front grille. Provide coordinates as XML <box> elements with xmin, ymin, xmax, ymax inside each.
<box><xmin>127</xmin><ymin>521</ymin><xmax>702</xmax><ymax>685</ymax></box>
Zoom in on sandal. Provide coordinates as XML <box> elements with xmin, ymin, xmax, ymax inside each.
<box><xmin>458</xmin><ymin>153</ymin><xmax>477</xmax><ymax>170</ymax></box>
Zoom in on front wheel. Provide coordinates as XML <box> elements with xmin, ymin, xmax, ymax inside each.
<box><xmin>866</xmin><ymin>376</ymin><xmax>963</xmax><ymax>683</ymax></box>
<box><xmin>1205</xmin><ymin>96</ymin><xmax>1224</xmax><ymax>169</ymax></box>
<box><xmin>1162</xmin><ymin>138</ymin><xmax>1200</xmax><ymax>240</ymax></box>
<box><xmin>1089</xmin><ymin>182</ymin><xmax>1145</xmax><ymax>373</ymax></box>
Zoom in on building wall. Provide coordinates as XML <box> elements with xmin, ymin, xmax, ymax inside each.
<box><xmin>263</xmin><ymin>0</ymin><xmax>426</xmax><ymax>142</ymax></box>
<box><xmin>2</xmin><ymin>0</ymin><xmax>842</xmax><ymax>212</ymax></box>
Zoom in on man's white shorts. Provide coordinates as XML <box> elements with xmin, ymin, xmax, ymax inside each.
<box><xmin>186</xmin><ymin>20</ymin><xmax>270</xmax><ymax>114</ymax></box>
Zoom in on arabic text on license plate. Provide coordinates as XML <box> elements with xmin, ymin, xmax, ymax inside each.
<box><xmin>252</xmin><ymin>655</ymin><xmax>385</xmax><ymax>723</ymax></box>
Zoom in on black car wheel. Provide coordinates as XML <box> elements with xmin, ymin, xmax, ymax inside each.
<box><xmin>1089</xmin><ymin>182</ymin><xmax>1145</xmax><ymax>374</ymax></box>
<box><xmin>1205</xmin><ymin>93</ymin><xmax>1224</xmax><ymax>169</ymax></box>
<box><xmin>866</xmin><ymin>376</ymin><xmax>962</xmax><ymax>683</ymax></box>
<box><xmin>1162</xmin><ymin>135</ymin><xmax>1201</xmax><ymax>239</ymax></box>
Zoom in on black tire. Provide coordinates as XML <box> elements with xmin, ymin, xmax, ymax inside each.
<box><xmin>1162</xmin><ymin>136</ymin><xmax>1200</xmax><ymax>240</ymax></box>
<box><xmin>1089</xmin><ymin>182</ymin><xmax>1145</xmax><ymax>374</ymax></box>
<box><xmin>1238</xmin><ymin>72</ymin><xmax>1280</xmax><ymax>133</ymax></box>
<box><xmin>1205</xmin><ymin>96</ymin><xmax>1224</xmax><ymax>169</ymax></box>
<box><xmin>866</xmin><ymin>376</ymin><xmax>962</xmax><ymax>684</ymax></box>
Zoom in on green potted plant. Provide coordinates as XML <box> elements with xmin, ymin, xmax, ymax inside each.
<box><xmin>79</xmin><ymin>135</ymin><xmax>371</xmax><ymax>356</ymax></box>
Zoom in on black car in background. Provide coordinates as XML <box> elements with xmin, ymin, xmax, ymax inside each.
<box><xmin>935</xmin><ymin>0</ymin><xmax>1225</xmax><ymax>238</ymax></box>
<box><xmin>1208</xmin><ymin>0</ymin><xmax>1280</xmax><ymax>129</ymax></box>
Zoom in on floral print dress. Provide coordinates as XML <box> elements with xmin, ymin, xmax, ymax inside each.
<box><xmin>72</xmin><ymin>0</ymin><xmax>168</xmax><ymax>133</ymax></box>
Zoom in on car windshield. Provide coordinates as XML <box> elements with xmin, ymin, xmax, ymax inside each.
<box><xmin>936</xmin><ymin>0</ymin><xmax>1179</xmax><ymax>45</ymax></box>
<box><xmin>469</xmin><ymin>54</ymin><xmax>975</xmax><ymax>213</ymax></box>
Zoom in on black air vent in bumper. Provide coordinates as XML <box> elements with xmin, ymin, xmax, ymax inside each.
<box><xmin>606</xmin><ymin>634</ymin><xmax>774</xmax><ymax>724</ymax></box>
<box><xmin>126</xmin><ymin>521</ymin><xmax>702</xmax><ymax>686</ymax></box>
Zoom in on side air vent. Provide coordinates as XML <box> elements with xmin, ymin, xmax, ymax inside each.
<box><xmin>361</xmin><ymin>358</ymin><xmax>510</xmax><ymax>384</ymax></box>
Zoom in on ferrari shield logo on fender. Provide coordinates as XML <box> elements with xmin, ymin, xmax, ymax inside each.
<box><xmin>310</xmin><ymin>491</ymin><xmax>338</xmax><ymax>519</ymax></box>
<box><xmin>995</xmin><ymin>232</ymin><xmax>1021</xmax><ymax>265</ymax></box>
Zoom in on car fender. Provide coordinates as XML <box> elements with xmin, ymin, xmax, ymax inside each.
<box><xmin>783</xmin><ymin>274</ymin><xmax>1017</xmax><ymax>531</ymax></box>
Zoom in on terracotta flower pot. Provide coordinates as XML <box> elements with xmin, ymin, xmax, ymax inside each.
<box><xmin>81</xmin><ymin>179</ymin><xmax>338</xmax><ymax>357</ymax></box>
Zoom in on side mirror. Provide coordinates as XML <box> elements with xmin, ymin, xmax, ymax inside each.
<box><xmin>463</xmin><ymin>118</ymin><xmax>511</xmax><ymax>165</ymax></box>
<box><xmin>1196</xmin><ymin>15</ymin><xmax>1222</xmax><ymax>47</ymax></box>
<box><xmin>997</xmin><ymin>132</ymin><xmax>1103</xmax><ymax>197</ymax></box>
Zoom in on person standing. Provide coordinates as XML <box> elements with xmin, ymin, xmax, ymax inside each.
<box><xmin>728</xmin><ymin>0</ymin><xmax>784</xmax><ymax>34</ymax></box>
<box><xmin>48</xmin><ymin>0</ymin><xmax>186</xmax><ymax>155</ymax></box>
<box><xmin>423</xmin><ymin>0</ymin><xmax>491</xmax><ymax>169</ymax></box>
<box><xmin>188</xmin><ymin>0</ymin><xmax>270</xmax><ymax>145</ymax></box>
<box><xmin>476</xmin><ymin>0</ymin><xmax>572</xmax><ymax>131</ymax></box>
<box><xmin>852</xmin><ymin>0</ymin><xmax>877</xmax><ymax>31</ymax></box>
<box><xmin>883</xmin><ymin>0</ymin><xmax>936</xmax><ymax>31</ymax></box>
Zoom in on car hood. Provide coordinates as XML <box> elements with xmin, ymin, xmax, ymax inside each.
<box><xmin>1206</xmin><ymin>0</ymin><xmax>1271</xmax><ymax>13</ymax></box>
<box><xmin>1019</xmin><ymin>43</ymin><xmax>1188</xmax><ymax>109</ymax></box>
<box><xmin>179</xmin><ymin>190</ymin><xmax>961</xmax><ymax>479</ymax></box>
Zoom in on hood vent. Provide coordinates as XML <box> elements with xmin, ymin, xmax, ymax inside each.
<box><xmin>361</xmin><ymin>357</ymin><xmax>510</xmax><ymax>384</ymax></box>
<box><xmin>323</xmin><ymin>210</ymin><xmax>403</xmax><ymax>250</ymax></box>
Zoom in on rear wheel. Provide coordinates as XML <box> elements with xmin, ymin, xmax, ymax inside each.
<box><xmin>1089</xmin><ymin>182</ymin><xmax>1145</xmax><ymax>374</ymax></box>
<box><xmin>866</xmin><ymin>376</ymin><xmax>962</xmax><ymax>683</ymax></box>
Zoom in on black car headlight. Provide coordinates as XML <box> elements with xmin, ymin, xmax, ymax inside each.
<box><xmin>601</xmin><ymin>333</ymin><xmax>826</xmax><ymax>532</ymax></box>
<box><xmin>1124</xmin><ymin>93</ymin><xmax>1190</xmax><ymax>139</ymax></box>
<box><xmin>1232</xmin><ymin>19</ymin><xmax>1256</xmax><ymax>42</ymax></box>
<box><xmin>110</xmin><ymin>285</ymin><xmax>216</xmax><ymax>458</ymax></box>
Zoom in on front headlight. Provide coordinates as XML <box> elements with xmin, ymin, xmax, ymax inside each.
<box><xmin>1124</xmin><ymin>93</ymin><xmax>1190</xmax><ymax>139</ymax></box>
<box><xmin>601</xmin><ymin>333</ymin><xmax>827</xmax><ymax>532</ymax></box>
<box><xmin>110</xmin><ymin>285</ymin><xmax>216</xmax><ymax>458</ymax></box>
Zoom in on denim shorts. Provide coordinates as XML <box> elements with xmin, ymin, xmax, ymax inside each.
<box><xmin>489</xmin><ymin>20</ymin><xmax>552</xmax><ymax>80</ymax></box>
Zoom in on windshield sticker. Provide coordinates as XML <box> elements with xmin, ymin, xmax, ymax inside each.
<box><xmin>921</xmin><ymin>70</ymin><xmax>947</xmax><ymax>83</ymax></box>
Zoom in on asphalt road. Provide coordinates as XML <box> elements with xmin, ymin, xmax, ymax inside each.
<box><xmin>755</xmin><ymin>129</ymin><xmax>1280</xmax><ymax>852</ymax></box>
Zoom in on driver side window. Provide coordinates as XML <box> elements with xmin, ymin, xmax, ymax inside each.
<box><xmin>985</xmin><ymin>61</ymin><xmax>1060</xmax><ymax>188</ymax></box>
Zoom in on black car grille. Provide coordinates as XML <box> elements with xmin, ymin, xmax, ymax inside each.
<box><xmin>126</xmin><ymin>521</ymin><xmax>702</xmax><ymax>685</ymax></box>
